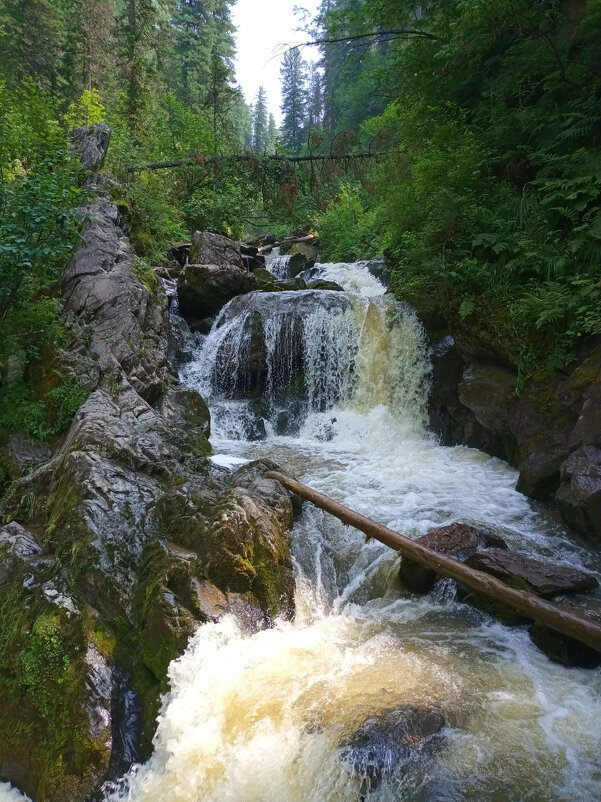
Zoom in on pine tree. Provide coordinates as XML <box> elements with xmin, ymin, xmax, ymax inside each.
<box><xmin>82</xmin><ymin>0</ymin><xmax>115</xmax><ymax>91</ymax></box>
<box><xmin>266</xmin><ymin>113</ymin><xmax>278</xmax><ymax>154</ymax></box>
<box><xmin>307</xmin><ymin>63</ymin><xmax>324</xmax><ymax>130</ymax></box>
<box><xmin>252</xmin><ymin>86</ymin><xmax>268</xmax><ymax>153</ymax></box>
<box><xmin>280</xmin><ymin>49</ymin><xmax>307</xmax><ymax>154</ymax></box>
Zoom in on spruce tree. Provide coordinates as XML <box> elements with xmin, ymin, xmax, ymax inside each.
<box><xmin>252</xmin><ymin>86</ymin><xmax>268</xmax><ymax>153</ymax></box>
<box><xmin>280</xmin><ymin>49</ymin><xmax>307</xmax><ymax>154</ymax></box>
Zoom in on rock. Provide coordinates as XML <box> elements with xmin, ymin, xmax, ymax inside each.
<box><xmin>258</xmin><ymin>233</ymin><xmax>276</xmax><ymax>248</ymax></box>
<box><xmin>280</xmin><ymin>239</ymin><xmax>319</xmax><ymax>262</ymax></box>
<box><xmin>69</xmin><ymin>123</ymin><xmax>111</xmax><ymax>171</ymax></box>
<box><xmin>307</xmin><ymin>280</ymin><xmax>344</xmax><ymax>292</ymax></box>
<box><xmin>458</xmin><ymin>362</ymin><xmax>577</xmax><ymax>498</ymax></box>
<box><xmin>6</xmin><ymin>434</ymin><xmax>54</xmax><ymax>474</ymax></box>
<box><xmin>529</xmin><ymin>596</ymin><xmax>601</xmax><ymax>668</ymax></box>
<box><xmin>189</xmin><ymin>230</ymin><xmax>243</xmax><ymax>268</ymax></box>
<box><xmin>192</xmin><ymin>579</ymin><xmax>229</xmax><ymax>622</ymax></box>
<box><xmin>177</xmin><ymin>263</ymin><xmax>257</xmax><ymax>318</ymax></box>
<box><xmin>159</xmin><ymin>384</ymin><xmax>211</xmax><ymax>441</ymax></box>
<box><xmin>240</xmin><ymin>243</ymin><xmax>259</xmax><ymax>258</ymax></box>
<box><xmin>556</xmin><ymin>445</ymin><xmax>601</xmax><ymax>543</ymax></box>
<box><xmin>400</xmin><ymin>522</ymin><xmax>508</xmax><ymax>594</ymax></box>
<box><xmin>242</xmin><ymin>253</ymin><xmax>265</xmax><ymax>271</ymax></box>
<box><xmin>0</xmin><ymin>130</ymin><xmax>300</xmax><ymax>800</ymax></box>
<box><xmin>465</xmin><ymin>548</ymin><xmax>598</xmax><ymax>597</ymax></box>
<box><xmin>340</xmin><ymin>707</ymin><xmax>445</xmax><ymax>798</ymax></box>
<box><xmin>62</xmin><ymin>190</ymin><xmax>169</xmax><ymax>402</ymax></box>
<box><xmin>428</xmin><ymin>337</ymin><xmax>488</xmax><ymax>448</ymax></box>
<box><xmin>0</xmin><ymin>522</ymin><xmax>44</xmax><ymax>585</ymax></box>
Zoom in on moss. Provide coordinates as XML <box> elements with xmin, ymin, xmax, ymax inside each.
<box><xmin>0</xmin><ymin>580</ymin><xmax>111</xmax><ymax>801</ymax></box>
<box><xmin>132</xmin><ymin>259</ymin><xmax>159</xmax><ymax>293</ymax></box>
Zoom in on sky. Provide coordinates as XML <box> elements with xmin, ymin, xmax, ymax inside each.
<box><xmin>232</xmin><ymin>0</ymin><xmax>321</xmax><ymax>123</ymax></box>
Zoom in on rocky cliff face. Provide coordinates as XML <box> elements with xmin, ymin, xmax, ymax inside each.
<box><xmin>426</xmin><ymin>318</ymin><xmax>601</xmax><ymax>543</ymax></box>
<box><xmin>0</xmin><ymin>127</ymin><xmax>298</xmax><ymax>802</ymax></box>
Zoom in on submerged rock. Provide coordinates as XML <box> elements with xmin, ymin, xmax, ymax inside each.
<box><xmin>340</xmin><ymin>707</ymin><xmax>445</xmax><ymax>798</ymax></box>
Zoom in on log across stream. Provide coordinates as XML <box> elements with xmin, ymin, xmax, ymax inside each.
<box><xmin>267</xmin><ymin>471</ymin><xmax>601</xmax><ymax>654</ymax></box>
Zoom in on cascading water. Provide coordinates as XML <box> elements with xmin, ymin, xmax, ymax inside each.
<box><xmin>3</xmin><ymin>260</ymin><xmax>589</xmax><ymax>802</ymax></box>
<box><xmin>265</xmin><ymin>247</ymin><xmax>292</xmax><ymax>280</ymax></box>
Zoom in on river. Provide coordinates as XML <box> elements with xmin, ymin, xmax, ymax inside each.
<box><xmin>2</xmin><ymin>257</ymin><xmax>599</xmax><ymax>802</ymax></box>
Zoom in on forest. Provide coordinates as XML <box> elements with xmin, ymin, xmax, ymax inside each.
<box><xmin>1</xmin><ymin>2</ymin><xmax>601</xmax><ymax>801</ymax></box>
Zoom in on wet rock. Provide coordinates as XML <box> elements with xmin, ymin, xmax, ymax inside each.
<box><xmin>7</xmin><ymin>434</ymin><xmax>55</xmax><ymax>474</ymax></box>
<box><xmin>307</xmin><ymin>279</ymin><xmax>344</xmax><ymax>292</ymax></box>
<box><xmin>466</xmin><ymin>548</ymin><xmax>598</xmax><ymax>597</ymax></box>
<box><xmin>192</xmin><ymin>579</ymin><xmax>229</xmax><ymax>622</ymax></box>
<box><xmin>69</xmin><ymin>123</ymin><xmax>111</xmax><ymax>171</ymax></box>
<box><xmin>400</xmin><ymin>522</ymin><xmax>508</xmax><ymax>594</ymax></box>
<box><xmin>177</xmin><ymin>263</ymin><xmax>257</xmax><ymax>318</ymax></box>
<box><xmin>159</xmin><ymin>384</ymin><xmax>211</xmax><ymax>441</ymax></box>
<box><xmin>556</xmin><ymin>445</ymin><xmax>601</xmax><ymax>543</ymax></box>
<box><xmin>529</xmin><ymin>596</ymin><xmax>601</xmax><ymax>668</ymax></box>
<box><xmin>0</xmin><ymin>522</ymin><xmax>44</xmax><ymax>585</ymax></box>
<box><xmin>340</xmin><ymin>707</ymin><xmax>445</xmax><ymax>798</ymax></box>
<box><xmin>189</xmin><ymin>230</ymin><xmax>243</xmax><ymax>268</ymax></box>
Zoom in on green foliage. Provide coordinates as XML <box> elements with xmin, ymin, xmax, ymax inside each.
<box><xmin>318</xmin><ymin>0</ymin><xmax>601</xmax><ymax>373</ymax></box>
<box><xmin>319</xmin><ymin>184</ymin><xmax>381</xmax><ymax>261</ymax></box>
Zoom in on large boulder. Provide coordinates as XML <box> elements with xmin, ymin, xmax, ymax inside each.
<box><xmin>465</xmin><ymin>548</ymin><xmax>597</xmax><ymax>597</ymax></box>
<box><xmin>556</xmin><ymin>445</ymin><xmax>601</xmax><ymax>543</ymax></box>
<box><xmin>177</xmin><ymin>263</ymin><xmax>257</xmax><ymax>318</ymax></box>
<box><xmin>62</xmin><ymin>188</ymin><xmax>168</xmax><ymax>402</ymax></box>
<box><xmin>189</xmin><ymin>230</ymin><xmax>243</xmax><ymax>268</ymax></box>
<box><xmin>399</xmin><ymin>522</ymin><xmax>508</xmax><ymax>593</ymax></box>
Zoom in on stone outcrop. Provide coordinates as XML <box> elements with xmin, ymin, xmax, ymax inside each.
<box><xmin>0</xmin><ymin>127</ymin><xmax>299</xmax><ymax>802</ymax></box>
<box><xmin>556</xmin><ymin>445</ymin><xmax>601</xmax><ymax>540</ymax></box>
<box><xmin>425</xmin><ymin>320</ymin><xmax>601</xmax><ymax>541</ymax></box>
<box><xmin>69</xmin><ymin>123</ymin><xmax>112</xmax><ymax>172</ymax></box>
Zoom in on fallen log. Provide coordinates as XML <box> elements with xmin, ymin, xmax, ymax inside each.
<box><xmin>126</xmin><ymin>151</ymin><xmax>389</xmax><ymax>173</ymax></box>
<box><xmin>257</xmin><ymin>234</ymin><xmax>319</xmax><ymax>255</ymax></box>
<box><xmin>266</xmin><ymin>471</ymin><xmax>601</xmax><ymax>654</ymax></box>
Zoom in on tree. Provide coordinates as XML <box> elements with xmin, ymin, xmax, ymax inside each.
<box><xmin>252</xmin><ymin>86</ymin><xmax>268</xmax><ymax>153</ymax></box>
<box><xmin>280</xmin><ymin>49</ymin><xmax>307</xmax><ymax>154</ymax></box>
<box><xmin>266</xmin><ymin>113</ymin><xmax>279</xmax><ymax>154</ymax></box>
<box><xmin>307</xmin><ymin>63</ymin><xmax>324</xmax><ymax>130</ymax></box>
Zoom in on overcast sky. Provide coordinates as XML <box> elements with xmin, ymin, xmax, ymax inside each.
<box><xmin>232</xmin><ymin>0</ymin><xmax>321</xmax><ymax>123</ymax></box>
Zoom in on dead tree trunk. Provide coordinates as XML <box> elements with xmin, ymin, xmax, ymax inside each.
<box><xmin>266</xmin><ymin>471</ymin><xmax>601</xmax><ymax>654</ymax></box>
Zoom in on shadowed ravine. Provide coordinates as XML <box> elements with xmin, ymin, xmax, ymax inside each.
<box><xmin>93</xmin><ymin>259</ymin><xmax>600</xmax><ymax>801</ymax></box>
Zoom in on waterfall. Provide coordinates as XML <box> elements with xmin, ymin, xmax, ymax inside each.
<box><xmin>102</xmin><ymin>259</ymin><xmax>600</xmax><ymax>802</ymax></box>
<box><xmin>265</xmin><ymin>247</ymin><xmax>292</xmax><ymax>279</ymax></box>
<box><xmin>180</xmin><ymin>287</ymin><xmax>429</xmax><ymax>440</ymax></box>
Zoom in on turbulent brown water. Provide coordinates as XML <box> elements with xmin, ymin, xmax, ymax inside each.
<box><xmin>3</xmin><ymin>259</ymin><xmax>599</xmax><ymax>802</ymax></box>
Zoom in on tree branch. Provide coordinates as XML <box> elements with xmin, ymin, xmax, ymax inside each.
<box><xmin>292</xmin><ymin>28</ymin><xmax>440</xmax><ymax>49</ymax></box>
<box><xmin>126</xmin><ymin>151</ymin><xmax>392</xmax><ymax>172</ymax></box>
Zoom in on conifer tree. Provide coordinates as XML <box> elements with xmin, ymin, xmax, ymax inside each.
<box><xmin>280</xmin><ymin>48</ymin><xmax>307</xmax><ymax>154</ymax></box>
<box><xmin>252</xmin><ymin>86</ymin><xmax>268</xmax><ymax>153</ymax></box>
